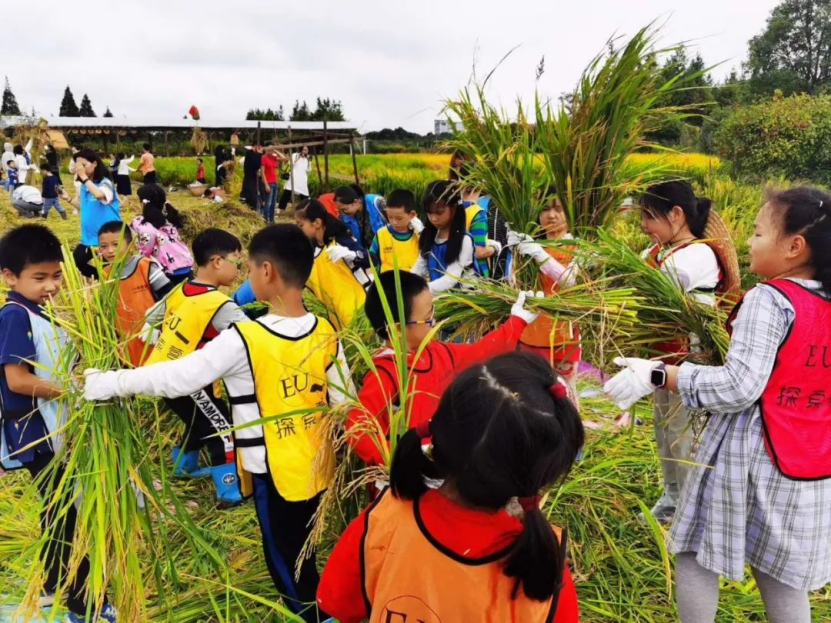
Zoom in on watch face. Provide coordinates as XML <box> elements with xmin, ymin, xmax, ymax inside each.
<box><xmin>651</xmin><ymin>368</ymin><xmax>666</xmax><ymax>388</ymax></box>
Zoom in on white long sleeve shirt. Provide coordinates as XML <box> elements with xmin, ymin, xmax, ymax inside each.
<box><xmin>109</xmin><ymin>313</ymin><xmax>353</xmax><ymax>473</ymax></box>
<box><xmin>412</xmin><ymin>235</ymin><xmax>476</xmax><ymax>295</ymax></box>
<box><xmin>117</xmin><ymin>156</ymin><xmax>136</xmax><ymax>176</ymax></box>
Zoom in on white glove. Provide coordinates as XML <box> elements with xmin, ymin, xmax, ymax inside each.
<box><xmin>487</xmin><ymin>239</ymin><xmax>503</xmax><ymax>256</ymax></box>
<box><xmin>603</xmin><ymin>357</ymin><xmax>660</xmax><ymax>410</ymax></box>
<box><xmin>507</xmin><ymin>230</ymin><xmax>533</xmax><ymax>247</ymax></box>
<box><xmin>140</xmin><ymin>322</ymin><xmax>160</xmax><ymax>345</ymax></box>
<box><xmin>326</xmin><ymin>244</ymin><xmax>357</xmax><ymax>264</ymax></box>
<box><xmin>510</xmin><ymin>291</ymin><xmax>543</xmax><ymax>324</ymax></box>
<box><xmin>83</xmin><ymin>368</ymin><xmax>125</xmax><ymax>401</ymax></box>
<box><xmin>410</xmin><ymin>216</ymin><xmax>425</xmax><ymax>234</ymax></box>
<box><xmin>507</xmin><ymin>230</ymin><xmax>549</xmax><ymax>264</ymax></box>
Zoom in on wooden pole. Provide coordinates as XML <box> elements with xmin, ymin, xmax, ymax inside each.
<box><xmin>350</xmin><ymin>131</ymin><xmax>359</xmax><ymax>184</ymax></box>
<box><xmin>257</xmin><ymin>121</ymin><xmax>262</xmax><ymax>146</ymax></box>
<box><xmin>323</xmin><ymin>120</ymin><xmax>329</xmax><ymax>187</ymax></box>
<box><xmin>164</xmin><ymin>131</ymin><xmax>169</xmax><ymax>157</ymax></box>
<box><xmin>287</xmin><ymin>125</ymin><xmax>295</xmax><ymax>207</ymax></box>
<box><xmin>314</xmin><ymin>150</ymin><xmax>322</xmax><ymax>190</ymax></box>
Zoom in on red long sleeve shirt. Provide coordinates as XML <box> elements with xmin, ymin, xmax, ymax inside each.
<box><xmin>317</xmin><ymin>489</ymin><xmax>580</xmax><ymax>623</ymax></box>
<box><xmin>347</xmin><ymin>315</ymin><xmax>529</xmax><ymax>465</ymax></box>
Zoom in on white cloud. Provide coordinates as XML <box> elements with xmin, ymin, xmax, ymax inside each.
<box><xmin>6</xmin><ymin>0</ymin><xmax>780</xmax><ymax>132</ymax></box>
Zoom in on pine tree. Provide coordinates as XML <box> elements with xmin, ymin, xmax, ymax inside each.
<box><xmin>1</xmin><ymin>77</ymin><xmax>21</xmax><ymax>116</ymax></box>
<box><xmin>103</xmin><ymin>106</ymin><xmax>113</xmax><ymax>118</ymax></box>
<box><xmin>79</xmin><ymin>94</ymin><xmax>96</xmax><ymax>118</ymax></box>
<box><xmin>290</xmin><ymin>100</ymin><xmax>312</xmax><ymax>121</ymax></box>
<box><xmin>59</xmin><ymin>86</ymin><xmax>80</xmax><ymax>117</ymax></box>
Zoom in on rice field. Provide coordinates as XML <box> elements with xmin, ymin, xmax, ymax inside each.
<box><xmin>0</xmin><ymin>156</ymin><xmax>829</xmax><ymax>622</ymax></box>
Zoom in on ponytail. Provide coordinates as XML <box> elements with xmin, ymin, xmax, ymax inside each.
<box><xmin>164</xmin><ymin>203</ymin><xmax>185</xmax><ymax>229</ymax></box>
<box><xmin>642</xmin><ymin>181</ymin><xmax>711</xmax><ymax>239</ymax></box>
<box><xmin>503</xmin><ymin>505</ymin><xmax>566</xmax><ymax>602</ymax></box>
<box><xmin>689</xmin><ymin>197</ymin><xmax>712</xmax><ymax>238</ymax></box>
<box><xmin>389</xmin><ymin>428</ymin><xmax>433</xmax><ymax>501</ymax></box>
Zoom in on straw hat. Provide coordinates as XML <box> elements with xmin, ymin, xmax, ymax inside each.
<box><xmin>703</xmin><ymin>209</ymin><xmax>741</xmax><ymax>304</ymax></box>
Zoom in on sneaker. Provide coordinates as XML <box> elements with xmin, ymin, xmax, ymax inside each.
<box><xmin>638</xmin><ymin>492</ymin><xmax>677</xmax><ymax>525</ymax></box>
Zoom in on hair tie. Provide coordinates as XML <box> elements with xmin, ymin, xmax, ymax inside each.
<box><xmin>415</xmin><ymin>420</ymin><xmax>431</xmax><ymax>439</ymax></box>
<box><xmin>518</xmin><ymin>495</ymin><xmax>541</xmax><ymax>513</ymax></box>
<box><xmin>550</xmin><ymin>379</ymin><xmax>569</xmax><ymax>400</ymax></box>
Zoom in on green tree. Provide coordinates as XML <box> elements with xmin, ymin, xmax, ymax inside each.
<box><xmin>290</xmin><ymin>100</ymin><xmax>312</xmax><ymax>121</ymax></box>
<box><xmin>748</xmin><ymin>0</ymin><xmax>831</xmax><ymax>95</ymax></box>
<box><xmin>1</xmin><ymin>77</ymin><xmax>21</xmax><ymax>116</ymax></box>
<box><xmin>103</xmin><ymin>107</ymin><xmax>114</xmax><ymax>118</ymax></box>
<box><xmin>246</xmin><ymin>106</ymin><xmax>285</xmax><ymax>121</ymax></box>
<box><xmin>311</xmin><ymin>97</ymin><xmax>345</xmax><ymax>121</ymax></box>
<box><xmin>59</xmin><ymin>86</ymin><xmax>80</xmax><ymax>117</ymax></box>
<box><xmin>79</xmin><ymin>94</ymin><xmax>96</xmax><ymax>118</ymax></box>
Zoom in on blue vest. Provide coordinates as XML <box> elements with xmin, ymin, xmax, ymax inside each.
<box><xmin>341</xmin><ymin>214</ymin><xmax>364</xmax><ymax>249</ymax></box>
<box><xmin>426</xmin><ymin>233</ymin><xmax>479</xmax><ymax>284</ymax></box>
<box><xmin>364</xmin><ymin>194</ymin><xmax>387</xmax><ymax>234</ymax></box>
<box><xmin>80</xmin><ymin>178</ymin><xmax>121</xmax><ymax>246</ymax></box>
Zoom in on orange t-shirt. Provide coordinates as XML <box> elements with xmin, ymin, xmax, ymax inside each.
<box><xmin>139</xmin><ymin>152</ymin><xmax>155</xmax><ymax>174</ymax></box>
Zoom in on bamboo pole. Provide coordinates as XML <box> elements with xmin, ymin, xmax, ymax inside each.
<box><xmin>323</xmin><ymin>120</ymin><xmax>329</xmax><ymax>187</ymax></box>
<box><xmin>350</xmin><ymin>131</ymin><xmax>359</xmax><ymax>184</ymax></box>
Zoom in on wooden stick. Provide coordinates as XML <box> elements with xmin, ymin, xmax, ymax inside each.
<box><xmin>350</xmin><ymin>131</ymin><xmax>359</xmax><ymax>184</ymax></box>
<box><xmin>288</xmin><ymin>125</ymin><xmax>295</xmax><ymax>207</ymax></box>
<box><xmin>323</xmin><ymin>120</ymin><xmax>329</xmax><ymax>187</ymax></box>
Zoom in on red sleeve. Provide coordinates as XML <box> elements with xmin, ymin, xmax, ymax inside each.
<box><xmin>448</xmin><ymin>315</ymin><xmax>528</xmax><ymax>372</ymax></box>
<box><xmin>346</xmin><ymin>364</ymin><xmax>396</xmax><ymax>465</ymax></box>
<box><xmin>317</xmin><ymin>509</ymin><xmax>370</xmax><ymax>623</ymax></box>
<box><xmin>553</xmin><ymin>566</ymin><xmax>580</xmax><ymax>623</ymax></box>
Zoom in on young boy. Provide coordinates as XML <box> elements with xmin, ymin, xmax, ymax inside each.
<box><xmin>84</xmin><ymin>224</ymin><xmax>353</xmax><ymax>623</ymax></box>
<box><xmin>143</xmin><ymin>228</ymin><xmax>249</xmax><ymax>505</ymax></box>
<box><xmin>368</xmin><ymin>189</ymin><xmax>424</xmax><ymax>272</ymax></box>
<box><xmin>348</xmin><ymin>270</ymin><xmax>538</xmax><ymax>465</ymax></box>
<box><xmin>0</xmin><ymin>225</ymin><xmax>115</xmax><ymax>622</ymax></box>
<box><xmin>98</xmin><ymin>221</ymin><xmax>173</xmax><ymax>367</ymax></box>
<box><xmin>6</xmin><ymin>159</ymin><xmax>19</xmax><ymax>190</ymax></box>
<box><xmin>196</xmin><ymin>158</ymin><xmax>206</xmax><ymax>185</ymax></box>
<box><xmin>41</xmin><ymin>165</ymin><xmax>67</xmax><ymax>221</ymax></box>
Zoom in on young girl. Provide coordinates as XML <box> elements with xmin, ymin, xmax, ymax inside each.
<box><xmin>511</xmin><ymin>190</ymin><xmax>581</xmax><ymax>391</ymax></box>
<box><xmin>605</xmin><ymin>186</ymin><xmax>831</xmax><ymax>622</ymax></box>
<box><xmin>412</xmin><ymin>180</ymin><xmax>479</xmax><ymax>295</ymax></box>
<box><xmin>295</xmin><ymin>198</ymin><xmax>372</xmax><ymax>330</ymax></box>
<box><xmin>113</xmin><ymin>152</ymin><xmax>136</xmax><ymax>196</ymax></box>
<box><xmin>319</xmin><ymin>351</ymin><xmax>584</xmax><ymax>622</ymax></box>
<box><xmin>131</xmin><ymin>184</ymin><xmax>194</xmax><ymax>284</ymax></box>
<box><xmin>637</xmin><ymin>181</ymin><xmax>729</xmax><ymax>524</ymax></box>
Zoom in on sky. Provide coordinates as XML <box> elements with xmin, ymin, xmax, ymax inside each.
<box><xmin>6</xmin><ymin>0</ymin><xmax>782</xmax><ymax>134</ymax></box>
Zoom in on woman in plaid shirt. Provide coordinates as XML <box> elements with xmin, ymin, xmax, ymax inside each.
<box><xmin>605</xmin><ymin>187</ymin><xmax>831</xmax><ymax>623</ymax></box>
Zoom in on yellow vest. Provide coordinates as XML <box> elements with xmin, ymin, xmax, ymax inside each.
<box><xmin>307</xmin><ymin>242</ymin><xmax>367</xmax><ymax>331</ymax></box>
<box><xmin>146</xmin><ymin>283</ymin><xmax>230</xmax><ymax>365</ymax></box>
<box><xmin>377</xmin><ymin>226</ymin><xmax>419</xmax><ymax>273</ymax></box>
<box><xmin>234</xmin><ymin>318</ymin><xmax>338</xmax><ymax>501</ymax></box>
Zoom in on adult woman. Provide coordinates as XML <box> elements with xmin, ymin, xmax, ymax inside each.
<box><xmin>61</xmin><ymin>149</ymin><xmax>121</xmax><ymax>278</ymax></box>
<box><xmin>277</xmin><ymin>145</ymin><xmax>311</xmax><ymax>212</ymax></box>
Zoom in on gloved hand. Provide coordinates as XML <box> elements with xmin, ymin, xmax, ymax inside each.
<box><xmin>140</xmin><ymin>322</ymin><xmax>160</xmax><ymax>345</ymax></box>
<box><xmin>410</xmin><ymin>216</ymin><xmax>425</xmax><ymax>234</ymax></box>
<box><xmin>510</xmin><ymin>291</ymin><xmax>543</xmax><ymax>324</ymax></box>
<box><xmin>507</xmin><ymin>230</ymin><xmax>549</xmax><ymax>264</ymax></box>
<box><xmin>488</xmin><ymin>239</ymin><xmax>503</xmax><ymax>256</ymax></box>
<box><xmin>603</xmin><ymin>357</ymin><xmax>660</xmax><ymax>410</ymax></box>
<box><xmin>326</xmin><ymin>244</ymin><xmax>357</xmax><ymax>264</ymax></box>
<box><xmin>83</xmin><ymin>368</ymin><xmax>125</xmax><ymax>401</ymax></box>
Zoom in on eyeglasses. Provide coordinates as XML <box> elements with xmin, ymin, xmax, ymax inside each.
<box><xmin>224</xmin><ymin>257</ymin><xmax>245</xmax><ymax>270</ymax></box>
<box><xmin>406</xmin><ymin>307</ymin><xmax>436</xmax><ymax>327</ymax></box>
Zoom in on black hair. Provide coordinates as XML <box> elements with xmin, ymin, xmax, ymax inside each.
<box><xmin>192</xmin><ymin>228</ymin><xmax>242</xmax><ymax>267</ymax></box>
<box><xmin>448</xmin><ymin>150</ymin><xmax>469</xmax><ymax>181</ymax></box>
<box><xmin>6</xmin><ymin>160</ymin><xmax>14</xmax><ymax>166</ymax></box>
<box><xmin>641</xmin><ymin>181</ymin><xmax>711</xmax><ymax>239</ymax></box>
<box><xmin>390</xmin><ymin>351</ymin><xmax>584</xmax><ymax>602</ymax></box>
<box><xmin>41</xmin><ymin>164</ymin><xmax>53</xmax><ymax>174</ymax></box>
<box><xmin>0</xmin><ymin>224</ymin><xmax>63</xmax><ymax>275</ymax></box>
<box><xmin>13</xmin><ymin>145</ymin><xmax>23</xmax><ymax>156</ymax></box>
<box><xmin>364</xmin><ymin>271</ymin><xmax>430</xmax><ymax>339</ymax></box>
<box><xmin>386</xmin><ymin>189</ymin><xmax>416</xmax><ymax>213</ymax></box>
<box><xmin>142</xmin><ymin>143</ymin><xmax>152</xmax><ymax>153</ymax></box>
<box><xmin>73</xmin><ymin>148</ymin><xmax>112</xmax><ymax>182</ymax></box>
<box><xmin>112</xmin><ymin>153</ymin><xmax>121</xmax><ymax>169</ymax></box>
<box><xmin>98</xmin><ymin>220</ymin><xmax>132</xmax><ymax>241</ymax></box>
<box><xmin>248</xmin><ymin>224</ymin><xmax>313</xmax><ymax>289</ymax></box>
<box><xmin>137</xmin><ymin>184</ymin><xmax>185</xmax><ymax>230</ymax></box>
<box><xmin>334</xmin><ymin>185</ymin><xmax>358</xmax><ymax>205</ymax></box>
<box><xmin>116</xmin><ymin>152</ymin><xmax>126</xmax><ymax>160</ymax></box>
<box><xmin>349</xmin><ymin>183</ymin><xmax>365</xmax><ymax>199</ymax></box>
<box><xmin>767</xmin><ymin>186</ymin><xmax>831</xmax><ymax>294</ymax></box>
<box><xmin>419</xmin><ymin>180</ymin><xmax>466</xmax><ymax>265</ymax></box>
<box><xmin>295</xmin><ymin>199</ymin><xmax>352</xmax><ymax>246</ymax></box>
<box><xmin>197</xmin><ymin>157</ymin><xmax>203</xmax><ymax>163</ymax></box>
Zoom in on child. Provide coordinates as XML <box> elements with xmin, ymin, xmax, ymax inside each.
<box><xmin>350</xmin><ymin>183</ymin><xmax>388</xmax><ymax>236</ymax></box>
<box><xmin>196</xmin><ymin>158</ymin><xmax>206</xmax><ymax>185</ymax></box>
<box><xmin>98</xmin><ymin>221</ymin><xmax>173</xmax><ymax>367</ymax></box>
<box><xmin>142</xmin><ymin>228</ymin><xmax>249</xmax><ymax>505</ymax></box>
<box><xmin>0</xmin><ymin>225</ymin><xmax>115</xmax><ymax>622</ymax></box>
<box><xmin>295</xmin><ymin>198</ymin><xmax>372</xmax><ymax>330</ymax></box>
<box><xmin>40</xmin><ymin>165</ymin><xmax>67</xmax><ymax>220</ymax></box>
<box><xmin>636</xmin><ymin>181</ymin><xmax>735</xmax><ymax>524</ymax></box>
<box><xmin>605</xmin><ymin>186</ymin><xmax>831</xmax><ymax>623</ymax></box>
<box><xmin>368</xmin><ymin>189</ymin><xmax>424</xmax><ymax>272</ymax></box>
<box><xmin>348</xmin><ymin>270</ymin><xmax>539</xmax><ymax>465</ymax></box>
<box><xmin>85</xmin><ymin>224</ymin><xmax>353</xmax><ymax>623</ymax></box>
<box><xmin>204</xmin><ymin>186</ymin><xmax>226</xmax><ymax>203</ymax></box>
<box><xmin>6</xmin><ymin>159</ymin><xmax>19</xmax><ymax>189</ymax></box>
<box><xmin>412</xmin><ymin>180</ymin><xmax>479</xmax><ymax>295</ymax></box>
<box><xmin>461</xmin><ymin>186</ymin><xmax>502</xmax><ymax>277</ymax></box>
<box><xmin>510</xmin><ymin>190</ymin><xmax>581</xmax><ymax>388</ymax></box>
<box><xmin>113</xmin><ymin>152</ymin><xmax>136</xmax><ymax>196</ymax></box>
<box><xmin>131</xmin><ymin>184</ymin><xmax>194</xmax><ymax>284</ymax></box>
<box><xmin>333</xmin><ymin>185</ymin><xmax>379</xmax><ymax>250</ymax></box>
<box><xmin>319</xmin><ymin>351</ymin><xmax>583</xmax><ymax>623</ymax></box>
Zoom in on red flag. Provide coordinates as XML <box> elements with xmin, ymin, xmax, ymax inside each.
<box><xmin>188</xmin><ymin>105</ymin><xmax>200</xmax><ymax>121</ymax></box>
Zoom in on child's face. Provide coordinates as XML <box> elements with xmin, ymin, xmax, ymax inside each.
<box><xmin>337</xmin><ymin>199</ymin><xmax>362</xmax><ymax>217</ymax></box>
<box><xmin>404</xmin><ymin>288</ymin><xmax>435</xmax><ymax>350</ymax></box>
<box><xmin>386</xmin><ymin>207</ymin><xmax>414</xmax><ymax>234</ymax></box>
<box><xmin>215</xmin><ymin>252</ymin><xmax>243</xmax><ymax>287</ymax></box>
<box><xmin>426</xmin><ymin>203</ymin><xmax>454</xmax><ymax>230</ymax></box>
<box><xmin>2</xmin><ymin>262</ymin><xmax>63</xmax><ymax>306</ymax></box>
<box><xmin>640</xmin><ymin>206</ymin><xmax>680</xmax><ymax>245</ymax></box>
<box><xmin>8</xmin><ymin>161</ymin><xmax>17</xmax><ymax>170</ymax></box>
<box><xmin>540</xmin><ymin>198</ymin><xmax>567</xmax><ymax>236</ymax></box>
<box><xmin>748</xmin><ymin>202</ymin><xmax>794</xmax><ymax>280</ymax></box>
<box><xmin>98</xmin><ymin>232</ymin><xmax>128</xmax><ymax>264</ymax></box>
<box><xmin>296</xmin><ymin>216</ymin><xmax>323</xmax><ymax>243</ymax></box>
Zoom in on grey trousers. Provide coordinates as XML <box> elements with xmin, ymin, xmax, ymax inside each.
<box><xmin>12</xmin><ymin>199</ymin><xmax>42</xmax><ymax>218</ymax></box>
<box><xmin>653</xmin><ymin>389</ymin><xmax>694</xmax><ymax>503</ymax></box>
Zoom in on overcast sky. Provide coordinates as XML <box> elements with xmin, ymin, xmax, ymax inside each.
<box><xmin>7</xmin><ymin>1</ymin><xmax>780</xmax><ymax>133</ymax></box>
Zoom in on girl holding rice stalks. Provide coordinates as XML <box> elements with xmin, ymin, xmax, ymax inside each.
<box><xmin>319</xmin><ymin>351</ymin><xmax>583</xmax><ymax>623</ymax></box>
<box><xmin>605</xmin><ymin>187</ymin><xmax>831</xmax><ymax>622</ymax></box>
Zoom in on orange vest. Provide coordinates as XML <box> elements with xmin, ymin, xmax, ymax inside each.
<box><xmin>520</xmin><ymin>246</ymin><xmax>581</xmax><ymax>364</ymax></box>
<box><xmin>362</xmin><ymin>491</ymin><xmax>565</xmax><ymax>623</ymax></box>
<box><xmin>105</xmin><ymin>257</ymin><xmax>157</xmax><ymax>367</ymax></box>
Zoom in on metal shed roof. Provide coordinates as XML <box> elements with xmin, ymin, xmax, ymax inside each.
<box><xmin>0</xmin><ymin>116</ymin><xmax>356</xmax><ymax>131</ymax></box>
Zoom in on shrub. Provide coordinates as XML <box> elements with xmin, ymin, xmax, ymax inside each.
<box><xmin>715</xmin><ymin>94</ymin><xmax>831</xmax><ymax>184</ymax></box>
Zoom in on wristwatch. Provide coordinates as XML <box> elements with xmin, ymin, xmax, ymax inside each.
<box><xmin>651</xmin><ymin>363</ymin><xmax>668</xmax><ymax>389</ymax></box>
